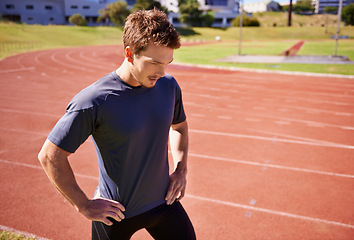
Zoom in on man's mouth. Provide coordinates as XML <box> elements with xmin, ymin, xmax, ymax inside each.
<box><xmin>148</xmin><ymin>77</ymin><xmax>158</xmax><ymax>82</ymax></box>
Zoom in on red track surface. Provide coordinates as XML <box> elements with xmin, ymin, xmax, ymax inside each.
<box><xmin>0</xmin><ymin>45</ymin><xmax>353</xmax><ymax>240</ymax></box>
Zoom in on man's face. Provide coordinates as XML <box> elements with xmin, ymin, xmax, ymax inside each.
<box><xmin>129</xmin><ymin>42</ymin><xmax>174</xmax><ymax>88</ymax></box>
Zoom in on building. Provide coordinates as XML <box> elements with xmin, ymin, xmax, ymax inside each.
<box><xmin>201</xmin><ymin>0</ymin><xmax>240</xmax><ymax>27</ymax></box>
<box><xmin>0</xmin><ymin>0</ymin><xmax>134</xmax><ymax>25</ymax></box>
<box><xmin>167</xmin><ymin>0</ymin><xmax>240</xmax><ymax>27</ymax></box>
<box><xmin>1</xmin><ymin>0</ymin><xmax>66</xmax><ymax>25</ymax></box>
<box><xmin>0</xmin><ymin>0</ymin><xmax>240</xmax><ymax>27</ymax></box>
<box><xmin>312</xmin><ymin>0</ymin><xmax>354</xmax><ymax>13</ymax></box>
<box><xmin>243</xmin><ymin>0</ymin><xmax>280</xmax><ymax>13</ymax></box>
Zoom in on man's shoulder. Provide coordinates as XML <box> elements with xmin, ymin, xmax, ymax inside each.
<box><xmin>159</xmin><ymin>74</ymin><xmax>179</xmax><ymax>88</ymax></box>
<box><xmin>67</xmin><ymin>72</ymin><xmax>123</xmax><ymax>112</ymax></box>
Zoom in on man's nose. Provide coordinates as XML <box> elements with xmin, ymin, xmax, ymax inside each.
<box><xmin>156</xmin><ymin>65</ymin><xmax>167</xmax><ymax>78</ymax></box>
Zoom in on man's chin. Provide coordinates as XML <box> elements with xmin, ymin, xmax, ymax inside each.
<box><xmin>142</xmin><ymin>79</ymin><xmax>158</xmax><ymax>88</ymax></box>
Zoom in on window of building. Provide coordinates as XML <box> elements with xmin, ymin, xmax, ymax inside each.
<box><xmin>28</xmin><ymin>17</ymin><xmax>34</xmax><ymax>21</ymax></box>
<box><xmin>49</xmin><ymin>17</ymin><xmax>54</xmax><ymax>21</ymax></box>
<box><xmin>214</xmin><ymin>18</ymin><xmax>223</xmax><ymax>24</ymax></box>
<box><xmin>45</xmin><ymin>5</ymin><xmax>53</xmax><ymax>10</ymax></box>
<box><xmin>83</xmin><ymin>6</ymin><xmax>90</xmax><ymax>9</ymax></box>
<box><xmin>172</xmin><ymin>18</ymin><xmax>180</xmax><ymax>24</ymax></box>
<box><xmin>127</xmin><ymin>0</ymin><xmax>136</xmax><ymax>5</ymax></box>
<box><xmin>205</xmin><ymin>0</ymin><xmax>228</xmax><ymax>6</ymax></box>
<box><xmin>71</xmin><ymin>5</ymin><xmax>78</xmax><ymax>9</ymax></box>
<box><xmin>26</xmin><ymin>5</ymin><xmax>34</xmax><ymax>10</ymax></box>
<box><xmin>6</xmin><ymin>4</ymin><xmax>15</xmax><ymax>9</ymax></box>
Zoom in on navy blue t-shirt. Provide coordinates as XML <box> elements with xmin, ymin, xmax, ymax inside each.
<box><xmin>48</xmin><ymin>71</ymin><xmax>186</xmax><ymax>218</ymax></box>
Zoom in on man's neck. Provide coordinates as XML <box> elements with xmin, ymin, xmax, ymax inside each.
<box><xmin>115</xmin><ymin>60</ymin><xmax>140</xmax><ymax>87</ymax></box>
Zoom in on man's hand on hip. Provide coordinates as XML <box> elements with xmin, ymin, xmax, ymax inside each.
<box><xmin>165</xmin><ymin>169</ymin><xmax>187</xmax><ymax>205</ymax></box>
<box><xmin>80</xmin><ymin>198</ymin><xmax>125</xmax><ymax>226</ymax></box>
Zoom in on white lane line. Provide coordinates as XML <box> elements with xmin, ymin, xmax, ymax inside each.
<box><xmin>191</xmin><ymin>113</ymin><xmax>206</xmax><ymax>118</ymax></box>
<box><xmin>0</xmin><ymin>159</ymin><xmax>98</xmax><ymax>181</ymax></box>
<box><xmin>0</xmin><ymin>224</ymin><xmax>50</xmax><ymax>240</ymax></box>
<box><xmin>183</xmin><ymin>92</ymin><xmax>225</xmax><ymax>100</ymax></box>
<box><xmin>0</xmin><ymin>108</ymin><xmax>61</xmax><ymax>118</ymax></box>
<box><xmin>186</xmin><ymin>194</ymin><xmax>354</xmax><ymax>229</ymax></box>
<box><xmin>245</xmin><ymin>118</ymin><xmax>261</xmax><ymax>123</ymax></box>
<box><xmin>2</xmin><ymin>158</ymin><xmax>353</xmax><ymax>230</ymax></box>
<box><xmin>78</xmin><ymin>49</ymin><xmax>116</xmax><ymax>70</ymax></box>
<box><xmin>50</xmin><ymin>51</ymin><xmax>95</xmax><ymax>73</ymax></box>
<box><xmin>218</xmin><ymin>115</ymin><xmax>232</xmax><ymax>120</ymax></box>
<box><xmin>0</xmin><ymin>67</ymin><xmax>35</xmax><ymax>73</ymax></box>
<box><xmin>289</xmin><ymin>105</ymin><xmax>353</xmax><ymax>117</ymax></box>
<box><xmin>188</xmin><ymin>153</ymin><xmax>354</xmax><ymax>179</ymax></box>
<box><xmin>67</xmin><ymin>50</ymin><xmax>110</xmax><ymax>70</ymax></box>
<box><xmin>0</xmin><ymin>127</ymin><xmax>48</xmax><ymax>137</ymax></box>
<box><xmin>249</xmin><ymin>129</ymin><xmax>344</xmax><ymax>145</ymax></box>
<box><xmin>275</xmin><ymin>120</ymin><xmax>291</xmax><ymax>125</ymax></box>
<box><xmin>227</xmin><ymin>104</ymin><xmax>241</xmax><ymax>109</ymax></box>
<box><xmin>185</xmin><ymin>101</ymin><xmax>354</xmax><ymax>131</ymax></box>
<box><xmin>263</xmin><ymin>114</ymin><xmax>354</xmax><ymax>130</ymax></box>
<box><xmin>189</xmin><ymin>129</ymin><xmax>354</xmax><ymax>149</ymax></box>
<box><xmin>252</xmin><ymin>106</ymin><xmax>266</xmax><ymax>111</ymax></box>
<box><xmin>34</xmin><ymin>50</ymin><xmax>59</xmax><ymax>71</ymax></box>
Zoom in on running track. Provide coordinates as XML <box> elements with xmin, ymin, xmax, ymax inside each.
<box><xmin>0</xmin><ymin>45</ymin><xmax>353</xmax><ymax>240</ymax></box>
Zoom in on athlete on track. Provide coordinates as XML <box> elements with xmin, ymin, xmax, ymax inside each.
<box><xmin>38</xmin><ymin>9</ymin><xmax>195</xmax><ymax>240</ymax></box>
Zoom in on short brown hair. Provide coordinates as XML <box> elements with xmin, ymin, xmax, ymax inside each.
<box><xmin>123</xmin><ymin>9</ymin><xmax>181</xmax><ymax>54</ymax></box>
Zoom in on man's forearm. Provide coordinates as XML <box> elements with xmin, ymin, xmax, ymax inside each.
<box><xmin>165</xmin><ymin>121</ymin><xmax>189</xmax><ymax>205</ymax></box>
<box><xmin>38</xmin><ymin>139</ymin><xmax>90</xmax><ymax>212</ymax></box>
<box><xmin>169</xmin><ymin>121</ymin><xmax>189</xmax><ymax>172</ymax></box>
<box><xmin>38</xmin><ymin>139</ymin><xmax>125</xmax><ymax>225</ymax></box>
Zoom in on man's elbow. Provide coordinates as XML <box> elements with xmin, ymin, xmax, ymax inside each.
<box><xmin>38</xmin><ymin>147</ymin><xmax>49</xmax><ymax>168</ymax></box>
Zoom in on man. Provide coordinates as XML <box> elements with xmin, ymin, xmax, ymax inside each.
<box><xmin>38</xmin><ymin>9</ymin><xmax>196</xmax><ymax>240</ymax></box>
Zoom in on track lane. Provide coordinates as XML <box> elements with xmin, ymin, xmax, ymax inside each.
<box><xmin>0</xmin><ymin>45</ymin><xmax>353</xmax><ymax>239</ymax></box>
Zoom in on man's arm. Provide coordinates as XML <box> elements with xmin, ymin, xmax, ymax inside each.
<box><xmin>38</xmin><ymin>139</ymin><xmax>125</xmax><ymax>226</ymax></box>
<box><xmin>165</xmin><ymin>120</ymin><xmax>189</xmax><ymax>205</ymax></box>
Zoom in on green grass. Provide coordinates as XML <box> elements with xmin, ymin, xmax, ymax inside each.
<box><xmin>1</xmin><ymin>21</ymin><xmax>353</xmax><ymax>75</ymax></box>
<box><xmin>0</xmin><ymin>231</ymin><xmax>37</xmax><ymax>240</ymax></box>
<box><xmin>173</xmin><ymin>40</ymin><xmax>354</xmax><ymax>75</ymax></box>
<box><xmin>178</xmin><ymin>26</ymin><xmax>354</xmax><ymax>42</ymax></box>
<box><xmin>254</xmin><ymin>12</ymin><xmax>341</xmax><ymax>28</ymax></box>
<box><xmin>0</xmin><ymin>22</ymin><xmax>123</xmax><ymax>59</ymax></box>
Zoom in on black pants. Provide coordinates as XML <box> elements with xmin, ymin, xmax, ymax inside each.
<box><xmin>92</xmin><ymin>201</ymin><xmax>196</xmax><ymax>240</ymax></box>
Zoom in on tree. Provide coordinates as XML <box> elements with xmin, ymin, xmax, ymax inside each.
<box><xmin>231</xmin><ymin>14</ymin><xmax>260</xmax><ymax>27</ymax></box>
<box><xmin>324</xmin><ymin>6</ymin><xmax>338</xmax><ymax>14</ymax></box>
<box><xmin>274</xmin><ymin>2</ymin><xmax>283</xmax><ymax>12</ymax></box>
<box><xmin>69</xmin><ymin>14</ymin><xmax>87</xmax><ymax>26</ymax></box>
<box><xmin>341</xmin><ymin>3</ymin><xmax>354</xmax><ymax>25</ymax></box>
<box><xmin>132</xmin><ymin>0</ymin><xmax>169</xmax><ymax>14</ymax></box>
<box><xmin>201</xmin><ymin>11</ymin><xmax>215</xmax><ymax>27</ymax></box>
<box><xmin>178</xmin><ymin>0</ymin><xmax>203</xmax><ymax>26</ymax></box>
<box><xmin>97</xmin><ymin>8</ymin><xmax>109</xmax><ymax>25</ymax></box>
<box><xmin>98</xmin><ymin>1</ymin><xmax>130</xmax><ymax>27</ymax></box>
<box><xmin>292</xmin><ymin>0</ymin><xmax>315</xmax><ymax>14</ymax></box>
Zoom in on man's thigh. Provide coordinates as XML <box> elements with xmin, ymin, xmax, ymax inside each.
<box><xmin>146</xmin><ymin>201</ymin><xmax>196</xmax><ymax>240</ymax></box>
<box><xmin>92</xmin><ymin>202</ymin><xmax>195</xmax><ymax>240</ymax></box>
<box><xmin>92</xmin><ymin>217</ymin><xmax>143</xmax><ymax>240</ymax></box>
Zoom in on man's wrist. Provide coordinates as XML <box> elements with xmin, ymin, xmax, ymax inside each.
<box><xmin>175</xmin><ymin>161</ymin><xmax>187</xmax><ymax>174</ymax></box>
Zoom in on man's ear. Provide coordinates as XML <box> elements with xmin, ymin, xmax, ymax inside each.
<box><xmin>125</xmin><ymin>46</ymin><xmax>134</xmax><ymax>63</ymax></box>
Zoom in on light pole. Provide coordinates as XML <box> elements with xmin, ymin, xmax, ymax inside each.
<box><xmin>238</xmin><ymin>0</ymin><xmax>243</xmax><ymax>55</ymax></box>
<box><xmin>288</xmin><ymin>0</ymin><xmax>293</xmax><ymax>26</ymax></box>
<box><xmin>334</xmin><ymin>0</ymin><xmax>343</xmax><ymax>57</ymax></box>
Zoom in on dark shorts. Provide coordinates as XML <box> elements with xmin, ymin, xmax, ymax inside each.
<box><xmin>92</xmin><ymin>201</ymin><xmax>196</xmax><ymax>240</ymax></box>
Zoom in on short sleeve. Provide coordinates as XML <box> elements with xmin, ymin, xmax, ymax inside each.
<box><xmin>172</xmin><ymin>84</ymin><xmax>186</xmax><ymax>124</ymax></box>
<box><xmin>48</xmin><ymin>107</ymin><xmax>97</xmax><ymax>153</ymax></box>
